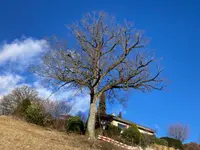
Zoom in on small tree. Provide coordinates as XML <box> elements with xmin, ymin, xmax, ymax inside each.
<box><xmin>121</xmin><ymin>124</ymin><xmax>141</xmax><ymax>145</ymax></box>
<box><xmin>25</xmin><ymin>102</ymin><xmax>45</xmax><ymax>126</ymax></box>
<box><xmin>96</xmin><ymin>93</ymin><xmax>106</xmax><ymax>129</ymax></box>
<box><xmin>13</xmin><ymin>99</ymin><xmax>31</xmax><ymax>117</ymax></box>
<box><xmin>65</xmin><ymin>116</ymin><xmax>85</xmax><ymax>134</ymax></box>
<box><xmin>97</xmin><ymin>93</ymin><xmax>106</xmax><ymax>118</ymax></box>
<box><xmin>33</xmin><ymin>12</ymin><xmax>164</xmax><ymax>138</ymax></box>
<box><xmin>118</xmin><ymin>112</ymin><xmax>122</xmax><ymax>118</ymax></box>
<box><xmin>140</xmin><ymin>134</ymin><xmax>156</xmax><ymax>147</ymax></box>
<box><xmin>41</xmin><ymin>100</ymin><xmax>72</xmax><ymax>118</ymax></box>
<box><xmin>0</xmin><ymin>86</ymin><xmax>38</xmax><ymax>115</ymax></box>
<box><xmin>104</xmin><ymin>124</ymin><xmax>121</xmax><ymax>138</ymax></box>
<box><xmin>168</xmin><ymin>123</ymin><xmax>189</xmax><ymax>142</ymax></box>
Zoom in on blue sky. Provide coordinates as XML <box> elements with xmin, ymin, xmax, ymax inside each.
<box><xmin>0</xmin><ymin>0</ymin><xmax>200</xmax><ymax>142</ymax></box>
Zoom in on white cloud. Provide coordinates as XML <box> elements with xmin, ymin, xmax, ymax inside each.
<box><xmin>69</xmin><ymin>91</ymin><xmax>90</xmax><ymax>115</ymax></box>
<box><xmin>0</xmin><ymin>37</ymin><xmax>49</xmax><ymax>97</ymax></box>
<box><xmin>0</xmin><ymin>73</ymin><xmax>24</xmax><ymax>98</ymax></box>
<box><xmin>0</xmin><ymin>37</ymin><xmax>90</xmax><ymax>115</ymax></box>
<box><xmin>33</xmin><ymin>81</ymin><xmax>90</xmax><ymax>115</ymax></box>
<box><xmin>33</xmin><ymin>81</ymin><xmax>56</xmax><ymax>100</ymax></box>
<box><xmin>0</xmin><ymin>37</ymin><xmax>48</xmax><ymax>65</ymax></box>
<box><xmin>0</xmin><ymin>75</ymin><xmax>90</xmax><ymax>115</ymax></box>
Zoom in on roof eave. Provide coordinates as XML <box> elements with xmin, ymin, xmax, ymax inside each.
<box><xmin>107</xmin><ymin>115</ymin><xmax>156</xmax><ymax>133</ymax></box>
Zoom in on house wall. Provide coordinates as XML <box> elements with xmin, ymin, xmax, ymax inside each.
<box><xmin>111</xmin><ymin>120</ymin><xmax>129</xmax><ymax>128</ymax></box>
<box><xmin>138</xmin><ymin>129</ymin><xmax>154</xmax><ymax>135</ymax></box>
<box><xmin>111</xmin><ymin>120</ymin><xmax>154</xmax><ymax>135</ymax></box>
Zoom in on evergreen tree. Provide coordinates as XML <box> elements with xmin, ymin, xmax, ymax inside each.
<box><xmin>97</xmin><ymin>93</ymin><xmax>106</xmax><ymax>117</ymax></box>
<box><xmin>118</xmin><ymin>112</ymin><xmax>122</xmax><ymax>118</ymax></box>
<box><xmin>96</xmin><ymin>93</ymin><xmax>106</xmax><ymax>129</ymax></box>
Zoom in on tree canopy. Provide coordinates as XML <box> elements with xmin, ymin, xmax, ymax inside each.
<box><xmin>33</xmin><ymin>12</ymin><xmax>164</xmax><ymax>138</ymax></box>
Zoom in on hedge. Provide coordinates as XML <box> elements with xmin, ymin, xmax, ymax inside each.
<box><xmin>160</xmin><ymin>137</ymin><xmax>183</xmax><ymax>149</ymax></box>
<box><xmin>24</xmin><ymin>103</ymin><xmax>45</xmax><ymax>126</ymax></box>
<box><xmin>121</xmin><ymin>124</ymin><xmax>141</xmax><ymax>145</ymax></box>
<box><xmin>65</xmin><ymin>116</ymin><xmax>85</xmax><ymax>134</ymax></box>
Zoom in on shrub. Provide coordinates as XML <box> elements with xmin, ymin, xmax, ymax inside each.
<box><xmin>52</xmin><ymin>119</ymin><xmax>66</xmax><ymax>131</ymax></box>
<box><xmin>121</xmin><ymin>124</ymin><xmax>141</xmax><ymax>145</ymax></box>
<box><xmin>65</xmin><ymin>116</ymin><xmax>85</xmax><ymax>134</ymax></box>
<box><xmin>154</xmin><ymin>138</ymin><xmax>168</xmax><ymax>147</ymax></box>
<box><xmin>43</xmin><ymin>113</ymin><xmax>54</xmax><ymax>127</ymax></box>
<box><xmin>160</xmin><ymin>137</ymin><xmax>183</xmax><ymax>149</ymax></box>
<box><xmin>184</xmin><ymin>142</ymin><xmax>200</xmax><ymax>150</ymax></box>
<box><xmin>103</xmin><ymin>124</ymin><xmax>121</xmax><ymax>137</ymax></box>
<box><xmin>24</xmin><ymin>103</ymin><xmax>45</xmax><ymax>126</ymax></box>
<box><xmin>102</xmin><ymin>124</ymin><xmax>122</xmax><ymax>142</ymax></box>
<box><xmin>140</xmin><ymin>134</ymin><xmax>168</xmax><ymax>148</ymax></box>
<box><xmin>13</xmin><ymin>99</ymin><xmax>31</xmax><ymax>117</ymax></box>
<box><xmin>140</xmin><ymin>134</ymin><xmax>156</xmax><ymax>147</ymax></box>
<box><xmin>21</xmin><ymin>99</ymin><xmax>32</xmax><ymax>112</ymax></box>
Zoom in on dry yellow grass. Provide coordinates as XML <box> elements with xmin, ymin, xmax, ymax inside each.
<box><xmin>0</xmin><ymin>116</ymin><xmax>119</xmax><ymax>150</ymax></box>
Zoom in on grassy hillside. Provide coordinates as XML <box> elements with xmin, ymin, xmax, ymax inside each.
<box><xmin>0</xmin><ymin>116</ymin><xmax>119</xmax><ymax>150</ymax></box>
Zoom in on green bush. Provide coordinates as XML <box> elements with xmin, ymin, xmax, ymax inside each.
<box><xmin>13</xmin><ymin>99</ymin><xmax>31</xmax><ymax>117</ymax></box>
<box><xmin>140</xmin><ymin>134</ymin><xmax>168</xmax><ymax>148</ymax></box>
<box><xmin>140</xmin><ymin>134</ymin><xmax>156</xmax><ymax>147</ymax></box>
<box><xmin>160</xmin><ymin>137</ymin><xmax>183</xmax><ymax>149</ymax></box>
<box><xmin>103</xmin><ymin>124</ymin><xmax>122</xmax><ymax>138</ymax></box>
<box><xmin>24</xmin><ymin>103</ymin><xmax>45</xmax><ymax>126</ymax></box>
<box><xmin>121</xmin><ymin>124</ymin><xmax>141</xmax><ymax>145</ymax></box>
<box><xmin>154</xmin><ymin>138</ymin><xmax>168</xmax><ymax>147</ymax></box>
<box><xmin>65</xmin><ymin>116</ymin><xmax>84</xmax><ymax>134</ymax></box>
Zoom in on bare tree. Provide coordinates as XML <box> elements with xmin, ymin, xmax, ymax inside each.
<box><xmin>41</xmin><ymin>99</ymin><xmax>72</xmax><ymax>118</ymax></box>
<box><xmin>97</xmin><ymin>93</ymin><xmax>106</xmax><ymax>118</ymax></box>
<box><xmin>168</xmin><ymin>123</ymin><xmax>189</xmax><ymax>142</ymax></box>
<box><xmin>184</xmin><ymin>142</ymin><xmax>200</xmax><ymax>150</ymax></box>
<box><xmin>0</xmin><ymin>86</ymin><xmax>38</xmax><ymax>115</ymax></box>
<box><xmin>33</xmin><ymin>12</ymin><xmax>164</xmax><ymax>138</ymax></box>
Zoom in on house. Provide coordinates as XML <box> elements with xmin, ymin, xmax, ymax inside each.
<box><xmin>103</xmin><ymin>113</ymin><xmax>155</xmax><ymax>135</ymax></box>
<box><xmin>59</xmin><ymin>114</ymin><xmax>71</xmax><ymax>120</ymax></box>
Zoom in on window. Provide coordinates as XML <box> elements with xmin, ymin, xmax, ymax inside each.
<box><xmin>118</xmin><ymin>123</ymin><xmax>127</xmax><ymax>129</ymax></box>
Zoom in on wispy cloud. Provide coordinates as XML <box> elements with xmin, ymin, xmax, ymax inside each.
<box><xmin>0</xmin><ymin>73</ymin><xmax>24</xmax><ymax>98</ymax></box>
<box><xmin>0</xmin><ymin>37</ymin><xmax>48</xmax><ymax>68</ymax></box>
<box><xmin>0</xmin><ymin>37</ymin><xmax>48</xmax><ymax>97</ymax></box>
<box><xmin>0</xmin><ymin>73</ymin><xmax>90</xmax><ymax>115</ymax></box>
<box><xmin>69</xmin><ymin>91</ymin><xmax>90</xmax><ymax>115</ymax></box>
<box><xmin>0</xmin><ymin>37</ymin><xmax>90</xmax><ymax>115</ymax></box>
<box><xmin>155</xmin><ymin>124</ymin><xmax>160</xmax><ymax>130</ymax></box>
<box><xmin>33</xmin><ymin>81</ymin><xmax>90</xmax><ymax>115</ymax></box>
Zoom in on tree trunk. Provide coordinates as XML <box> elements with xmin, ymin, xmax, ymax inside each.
<box><xmin>87</xmin><ymin>97</ymin><xmax>97</xmax><ymax>139</ymax></box>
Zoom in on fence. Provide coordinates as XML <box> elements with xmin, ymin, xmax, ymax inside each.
<box><xmin>98</xmin><ymin>135</ymin><xmax>142</xmax><ymax>150</ymax></box>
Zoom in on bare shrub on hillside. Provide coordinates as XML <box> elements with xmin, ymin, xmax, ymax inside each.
<box><xmin>184</xmin><ymin>142</ymin><xmax>200</xmax><ymax>150</ymax></box>
<box><xmin>168</xmin><ymin>123</ymin><xmax>189</xmax><ymax>142</ymax></box>
<box><xmin>0</xmin><ymin>86</ymin><xmax>38</xmax><ymax>115</ymax></box>
<box><xmin>41</xmin><ymin>99</ymin><xmax>73</xmax><ymax>130</ymax></box>
<box><xmin>41</xmin><ymin>99</ymin><xmax>72</xmax><ymax>118</ymax></box>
